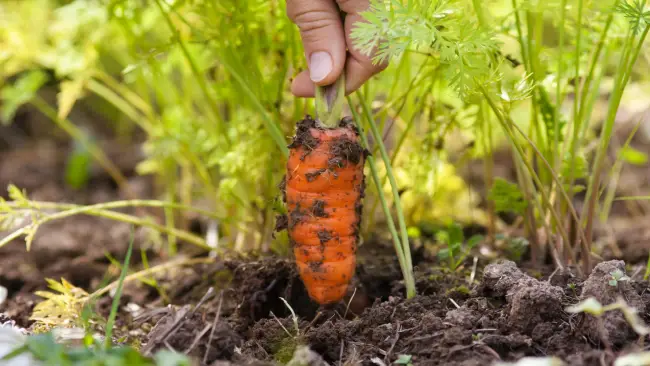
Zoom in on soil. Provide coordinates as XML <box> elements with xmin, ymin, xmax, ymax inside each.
<box><xmin>2</xmin><ymin>105</ymin><xmax>650</xmax><ymax>366</ymax></box>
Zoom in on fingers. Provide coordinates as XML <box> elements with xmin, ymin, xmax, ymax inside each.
<box><xmin>289</xmin><ymin>0</ymin><xmax>388</xmax><ymax>97</ymax></box>
<box><xmin>340</xmin><ymin>0</ymin><xmax>389</xmax><ymax>93</ymax></box>
<box><xmin>286</xmin><ymin>0</ymin><xmax>347</xmax><ymax>87</ymax></box>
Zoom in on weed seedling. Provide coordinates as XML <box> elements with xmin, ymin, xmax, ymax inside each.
<box><xmin>394</xmin><ymin>354</ymin><xmax>414</xmax><ymax>366</ymax></box>
<box><xmin>566</xmin><ymin>296</ymin><xmax>650</xmax><ymax>350</ymax></box>
<box><xmin>436</xmin><ymin>223</ymin><xmax>483</xmax><ymax>271</ymax></box>
<box><xmin>609</xmin><ymin>269</ymin><xmax>631</xmax><ymax>287</ymax></box>
<box><xmin>2</xmin><ymin>227</ymin><xmax>192</xmax><ymax>365</ymax></box>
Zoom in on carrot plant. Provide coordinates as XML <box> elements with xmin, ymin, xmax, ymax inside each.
<box><xmin>1</xmin><ymin>0</ymin><xmax>477</xmax><ymax>275</ymax></box>
<box><xmin>351</xmin><ymin>0</ymin><xmax>650</xmax><ymax>275</ymax></box>
<box><xmin>3</xmin><ymin>0</ymin><xmax>648</xmax><ymax>302</ymax></box>
<box><xmin>1</xmin><ymin>0</ymin><xmax>298</xmax><ymax>254</ymax></box>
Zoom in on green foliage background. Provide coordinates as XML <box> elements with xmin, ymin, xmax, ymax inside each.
<box><xmin>1</xmin><ymin>0</ymin><xmax>649</xmax><ymax>256</ymax></box>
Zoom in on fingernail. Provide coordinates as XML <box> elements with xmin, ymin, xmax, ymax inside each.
<box><xmin>309</xmin><ymin>51</ymin><xmax>333</xmax><ymax>83</ymax></box>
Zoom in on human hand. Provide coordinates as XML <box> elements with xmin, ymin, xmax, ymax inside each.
<box><xmin>287</xmin><ymin>0</ymin><xmax>388</xmax><ymax>97</ymax></box>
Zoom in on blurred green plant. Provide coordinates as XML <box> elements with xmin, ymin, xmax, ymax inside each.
<box><xmin>0</xmin><ymin>0</ymin><xmax>482</xmax><ymax>262</ymax></box>
<box><xmin>2</xmin><ymin>0</ymin><xmax>650</xmax><ymax>280</ymax></box>
<box><xmin>352</xmin><ymin>0</ymin><xmax>650</xmax><ymax>275</ymax></box>
<box><xmin>435</xmin><ymin>222</ymin><xmax>483</xmax><ymax>271</ymax></box>
<box><xmin>1</xmin><ymin>331</ymin><xmax>191</xmax><ymax>366</ymax></box>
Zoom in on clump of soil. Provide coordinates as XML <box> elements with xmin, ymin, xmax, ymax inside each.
<box><xmin>54</xmin><ymin>250</ymin><xmax>644</xmax><ymax>366</ymax></box>
<box><xmin>478</xmin><ymin>259</ymin><xmax>564</xmax><ymax>333</ymax></box>
<box><xmin>3</xmin><ymin>105</ymin><xmax>650</xmax><ymax>366</ymax></box>
<box><xmin>287</xmin><ymin>115</ymin><xmax>320</xmax><ymax>154</ymax></box>
<box><xmin>577</xmin><ymin>260</ymin><xmax>645</xmax><ymax>346</ymax></box>
<box><xmin>311</xmin><ymin>200</ymin><xmax>328</xmax><ymax>218</ymax></box>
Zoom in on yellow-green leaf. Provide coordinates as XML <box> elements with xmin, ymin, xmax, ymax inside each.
<box><xmin>620</xmin><ymin>146</ymin><xmax>648</xmax><ymax>166</ymax></box>
<box><xmin>57</xmin><ymin>77</ymin><xmax>86</xmax><ymax>120</ymax></box>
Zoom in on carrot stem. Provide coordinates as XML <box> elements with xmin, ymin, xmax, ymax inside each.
<box><xmin>348</xmin><ymin>102</ymin><xmax>415</xmax><ymax>298</ymax></box>
<box><xmin>315</xmin><ymin>74</ymin><xmax>346</xmax><ymax>129</ymax></box>
<box><xmin>350</xmin><ymin>93</ymin><xmax>416</xmax><ymax>299</ymax></box>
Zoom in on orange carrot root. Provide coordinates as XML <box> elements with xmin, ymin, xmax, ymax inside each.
<box><xmin>278</xmin><ymin>115</ymin><xmax>367</xmax><ymax>305</ymax></box>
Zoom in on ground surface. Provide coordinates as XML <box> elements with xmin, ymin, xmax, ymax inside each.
<box><xmin>2</xmin><ymin>104</ymin><xmax>650</xmax><ymax>366</ymax></box>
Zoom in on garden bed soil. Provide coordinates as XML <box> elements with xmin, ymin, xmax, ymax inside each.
<box><xmin>2</xmin><ymin>107</ymin><xmax>650</xmax><ymax>366</ymax></box>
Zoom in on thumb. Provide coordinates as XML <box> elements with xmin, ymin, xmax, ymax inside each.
<box><xmin>287</xmin><ymin>0</ymin><xmax>346</xmax><ymax>92</ymax></box>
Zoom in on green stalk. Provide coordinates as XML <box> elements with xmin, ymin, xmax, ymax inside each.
<box><xmin>372</xmin><ymin>62</ymin><xmax>430</xmax><ymax>156</ymax></box>
<box><xmin>86</xmin><ymin>79</ymin><xmax>151</xmax><ymax>134</ymax></box>
<box><xmin>579</xmin><ymin>45</ymin><xmax>612</xmax><ymax>141</ymax></box>
<box><xmin>372</xmin><ymin>60</ymin><xmax>437</xmax><ymax>117</ymax></box>
<box><xmin>576</xmin><ymin>11</ymin><xmax>615</xmax><ymax>138</ymax></box>
<box><xmin>480</xmin><ymin>101</ymin><xmax>496</xmax><ymax>244</ymax></box>
<box><xmin>93</xmin><ymin>70</ymin><xmax>155</xmax><ymax>120</ymax></box>
<box><xmin>552</xmin><ymin>0</ymin><xmax>568</xmax><ymax>249</ymax></box>
<box><xmin>348</xmin><ymin>101</ymin><xmax>416</xmax><ymax>299</ymax></box>
<box><xmin>554</xmin><ymin>0</ymin><xmax>567</xmax><ymax>172</ymax></box>
<box><xmin>571</xmin><ymin>0</ymin><xmax>584</xmax><ymax>129</ymax></box>
<box><xmin>153</xmin><ymin>0</ymin><xmax>231</xmax><ymax>146</ymax></box>
<box><xmin>480</xmin><ymin>87</ymin><xmax>587</xmax><ymax>268</ymax></box>
<box><xmin>512</xmin><ymin>150</ymin><xmax>544</xmax><ymax>264</ymax></box>
<box><xmin>357</xmin><ymin>92</ymin><xmax>414</xmax><ymax>292</ymax></box>
<box><xmin>511</xmin><ymin>0</ymin><xmax>530</xmax><ymax>73</ymax></box>
<box><xmin>105</xmin><ymin>228</ymin><xmax>133</xmax><ymax>348</ymax></box>
<box><xmin>315</xmin><ymin>74</ymin><xmax>346</xmax><ymax>128</ymax></box>
<box><xmin>163</xmin><ymin>159</ymin><xmax>178</xmax><ymax>255</ymax></box>
<box><xmin>365</xmin><ymin>81</ymin><xmax>434</xmax><ymax>237</ymax></box>
<box><xmin>1</xmin><ymin>200</ymin><xmax>220</xmax><ymax>250</ymax></box>
<box><xmin>316</xmin><ymin>64</ymin><xmax>415</xmax><ymax>297</ymax></box>
<box><xmin>472</xmin><ymin>0</ymin><xmax>489</xmax><ymax>29</ymax></box>
<box><xmin>564</xmin><ymin>0</ymin><xmax>585</xmax><ymax>202</ymax></box>
<box><xmin>582</xmin><ymin>23</ymin><xmax>650</xmax><ymax>254</ymax></box>
<box><xmin>526</xmin><ymin>10</ymin><xmax>546</xmax><ymax>183</ymax></box>
<box><xmin>217</xmin><ymin>52</ymin><xmax>289</xmax><ymax>156</ymax></box>
<box><xmin>3</xmin><ymin>199</ymin><xmax>223</xmax><ymax>220</ymax></box>
<box><xmin>600</xmin><ymin>117</ymin><xmax>644</xmax><ymax>222</ymax></box>
<box><xmin>564</xmin><ymin>3</ymin><xmax>614</xmax><ymax>214</ymax></box>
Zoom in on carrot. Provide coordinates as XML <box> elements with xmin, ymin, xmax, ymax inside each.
<box><xmin>279</xmin><ymin>114</ymin><xmax>367</xmax><ymax>305</ymax></box>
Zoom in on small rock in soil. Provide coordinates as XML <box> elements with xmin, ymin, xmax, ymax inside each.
<box><xmin>578</xmin><ymin>260</ymin><xmax>644</xmax><ymax>346</ymax></box>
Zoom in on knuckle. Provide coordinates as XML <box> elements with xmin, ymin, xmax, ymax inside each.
<box><xmin>286</xmin><ymin>0</ymin><xmax>299</xmax><ymax>21</ymax></box>
<box><xmin>292</xmin><ymin>9</ymin><xmax>337</xmax><ymax>37</ymax></box>
<box><xmin>336</xmin><ymin>0</ymin><xmax>367</xmax><ymax>12</ymax></box>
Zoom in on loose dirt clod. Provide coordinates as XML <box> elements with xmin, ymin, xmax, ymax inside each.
<box><xmin>274</xmin><ymin>214</ymin><xmax>288</xmax><ymax>233</ymax></box>
<box><xmin>479</xmin><ymin>260</ymin><xmax>528</xmax><ymax>298</ymax></box>
<box><xmin>286</xmin><ymin>345</ymin><xmax>329</xmax><ymax>366</ymax></box>
<box><xmin>305</xmin><ymin>169</ymin><xmax>325</xmax><ymax>182</ymax></box>
<box><xmin>507</xmin><ymin>278</ymin><xmax>563</xmax><ymax>333</ymax></box>
<box><xmin>479</xmin><ymin>260</ymin><xmax>563</xmax><ymax>333</ymax></box>
<box><xmin>328</xmin><ymin>138</ymin><xmax>365</xmax><ymax>166</ymax></box>
<box><xmin>288</xmin><ymin>115</ymin><xmax>320</xmax><ymax>155</ymax></box>
<box><xmin>445</xmin><ymin>307</ymin><xmax>477</xmax><ymax>329</ymax></box>
<box><xmin>578</xmin><ymin>260</ymin><xmax>644</xmax><ymax>346</ymax></box>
